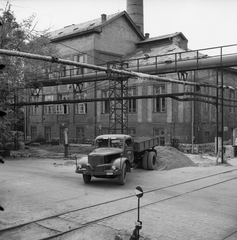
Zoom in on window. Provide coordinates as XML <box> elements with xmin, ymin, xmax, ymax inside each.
<box><xmin>60</xmin><ymin>57</ymin><xmax>71</xmax><ymax>77</ymax></box>
<box><xmin>125</xmin><ymin>138</ymin><xmax>133</xmax><ymax>148</ymax></box>
<box><xmin>44</xmin><ymin>105</ymin><xmax>54</xmax><ymax>115</ymax></box>
<box><xmin>56</xmin><ymin>94</ymin><xmax>69</xmax><ymax>115</ymax></box>
<box><xmin>44</xmin><ymin>95</ymin><xmax>54</xmax><ymax>115</ymax></box>
<box><xmin>31</xmin><ymin>126</ymin><xmax>37</xmax><ymax>140</ymax></box>
<box><xmin>31</xmin><ymin>105</ymin><xmax>39</xmax><ymax>115</ymax></box>
<box><xmin>102</xmin><ymin>90</ymin><xmax>109</xmax><ymax>114</ymax></box>
<box><xmin>73</xmin><ymin>54</ymin><xmax>86</xmax><ymax>75</ymax></box>
<box><xmin>75</xmin><ymin>92</ymin><xmax>87</xmax><ymax>114</ymax></box>
<box><xmin>55</xmin><ymin>104</ymin><xmax>69</xmax><ymax>114</ymax></box>
<box><xmin>128</xmin><ymin>88</ymin><xmax>137</xmax><ymax>113</ymax></box>
<box><xmin>153</xmin><ymin>128</ymin><xmax>166</xmax><ymax>146</ymax></box>
<box><xmin>58</xmin><ymin>94</ymin><xmax>69</xmax><ymax>101</ymax></box>
<box><xmin>30</xmin><ymin>96</ymin><xmax>39</xmax><ymax>115</ymax></box>
<box><xmin>44</xmin><ymin>95</ymin><xmax>53</xmax><ymax>101</ymax></box>
<box><xmin>154</xmin><ymin>85</ymin><xmax>166</xmax><ymax>112</ymax></box>
<box><xmin>45</xmin><ymin>127</ymin><xmax>51</xmax><ymax>142</ymax></box>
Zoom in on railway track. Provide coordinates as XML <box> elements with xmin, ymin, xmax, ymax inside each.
<box><xmin>0</xmin><ymin>168</ymin><xmax>237</xmax><ymax>240</ymax></box>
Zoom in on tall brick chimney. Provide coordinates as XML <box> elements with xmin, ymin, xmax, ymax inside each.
<box><xmin>127</xmin><ymin>0</ymin><xmax>144</xmax><ymax>34</ymax></box>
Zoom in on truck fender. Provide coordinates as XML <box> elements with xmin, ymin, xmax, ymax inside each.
<box><xmin>152</xmin><ymin>148</ymin><xmax>158</xmax><ymax>156</ymax></box>
<box><xmin>78</xmin><ymin>156</ymin><xmax>88</xmax><ymax>167</ymax></box>
<box><xmin>112</xmin><ymin>157</ymin><xmax>131</xmax><ymax>172</ymax></box>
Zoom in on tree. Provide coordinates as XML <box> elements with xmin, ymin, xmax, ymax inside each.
<box><xmin>0</xmin><ymin>3</ymin><xmax>59</xmax><ymax>149</ymax></box>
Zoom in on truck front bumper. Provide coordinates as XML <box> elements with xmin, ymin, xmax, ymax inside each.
<box><xmin>75</xmin><ymin>164</ymin><xmax>122</xmax><ymax>176</ymax></box>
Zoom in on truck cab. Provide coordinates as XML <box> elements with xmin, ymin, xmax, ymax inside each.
<box><xmin>75</xmin><ymin>134</ymin><xmax>134</xmax><ymax>185</ymax></box>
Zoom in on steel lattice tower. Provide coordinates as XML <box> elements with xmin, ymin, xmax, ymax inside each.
<box><xmin>107</xmin><ymin>61</ymin><xmax>129</xmax><ymax>134</ymax></box>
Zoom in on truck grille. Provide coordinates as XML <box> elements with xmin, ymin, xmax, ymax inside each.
<box><xmin>88</xmin><ymin>155</ymin><xmax>104</xmax><ymax>168</ymax></box>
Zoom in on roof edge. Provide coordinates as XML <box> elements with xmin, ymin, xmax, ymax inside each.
<box><xmin>50</xmin><ymin>11</ymin><xmax>145</xmax><ymax>42</ymax></box>
<box><xmin>136</xmin><ymin>32</ymin><xmax>188</xmax><ymax>45</ymax></box>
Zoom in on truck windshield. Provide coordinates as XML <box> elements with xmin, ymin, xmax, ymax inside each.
<box><xmin>95</xmin><ymin>137</ymin><xmax>124</xmax><ymax>149</ymax></box>
<box><xmin>110</xmin><ymin>138</ymin><xmax>123</xmax><ymax>149</ymax></box>
<box><xmin>95</xmin><ymin>138</ymin><xmax>109</xmax><ymax>148</ymax></box>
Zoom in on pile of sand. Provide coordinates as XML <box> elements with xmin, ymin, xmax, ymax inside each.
<box><xmin>155</xmin><ymin>146</ymin><xmax>197</xmax><ymax>170</ymax></box>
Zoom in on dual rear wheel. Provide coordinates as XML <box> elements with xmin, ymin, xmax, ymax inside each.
<box><xmin>142</xmin><ymin>151</ymin><xmax>157</xmax><ymax>170</ymax></box>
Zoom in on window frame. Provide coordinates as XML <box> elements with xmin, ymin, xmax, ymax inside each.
<box><xmin>128</xmin><ymin>87</ymin><xmax>137</xmax><ymax>113</ymax></box>
<box><xmin>153</xmin><ymin>85</ymin><xmax>166</xmax><ymax>113</ymax></box>
<box><xmin>75</xmin><ymin>92</ymin><xmax>87</xmax><ymax>115</ymax></box>
<box><xmin>102</xmin><ymin>89</ymin><xmax>110</xmax><ymax>114</ymax></box>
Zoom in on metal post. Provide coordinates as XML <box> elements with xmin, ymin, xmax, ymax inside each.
<box><xmin>221</xmin><ymin>68</ymin><xmax>224</xmax><ymax>163</ymax></box>
<box><xmin>216</xmin><ymin>70</ymin><xmax>219</xmax><ymax>154</ymax></box>
<box><xmin>64</xmin><ymin>128</ymin><xmax>69</xmax><ymax>158</ymax></box>
<box><xmin>137</xmin><ymin>197</ymin><xmax>140</xmax><ymax>239</ymax></box>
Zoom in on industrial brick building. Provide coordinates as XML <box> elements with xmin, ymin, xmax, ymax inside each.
<box><xmin>26</xmin><ymin>0</ymin><xmax>237</xmax><ymax>149</ymax></box>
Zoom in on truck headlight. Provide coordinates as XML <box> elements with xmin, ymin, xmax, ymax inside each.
<box><xmin>111</xmin><ymin>165</ymin><xmax>116</xmax><ymax>171</ymax></box>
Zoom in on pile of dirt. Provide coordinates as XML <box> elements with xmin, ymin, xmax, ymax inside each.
<box><xmin>155</xmin><ymin>146</ymin><xmax>197</xmax><ymax>170</ymax></box>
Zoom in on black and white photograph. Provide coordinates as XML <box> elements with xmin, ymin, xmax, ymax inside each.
<box><xmin>0</xmin><ymin>0</ymin><xmax>237</xmax><ymax>239</ymax></box>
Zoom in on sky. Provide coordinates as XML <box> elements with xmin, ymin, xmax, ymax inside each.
<box><xmin>2</xmin><ymin>0</ymin><xmax>237</xmax><ymax>54</ymax></box>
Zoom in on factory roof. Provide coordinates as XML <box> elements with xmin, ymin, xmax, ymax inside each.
<box><xmin>48</xmin><ymin>11</ymin><xmax>144</xmax><ymax>42</ymax></box>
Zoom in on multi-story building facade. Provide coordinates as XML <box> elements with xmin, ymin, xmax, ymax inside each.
<box><xmin>26</xmin><ymin>0</ymin><xmax>237</xmax><ymax>148</ymax></box>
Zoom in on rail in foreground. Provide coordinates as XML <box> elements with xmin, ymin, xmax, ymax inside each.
<box><xmin>0</xmin><ymin>168</ymin><xmax>237</xmax><ymax>240</ymax></box>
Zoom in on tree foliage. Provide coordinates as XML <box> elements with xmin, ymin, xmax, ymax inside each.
<box><xmin>0</xmin><ymin>3</ymin><xmax>59</xmax><ymax>147</ymax></box>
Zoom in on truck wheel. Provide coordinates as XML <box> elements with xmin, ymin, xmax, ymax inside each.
<box><xmin>118</xmin><ymin>163</ymin><xmax>126</xmax><ymax>185</ymax></box>
<box><xmin>147</xmin><ymin>151</ymin><xmax>157</xmax><ymax>170</ymax></box>
<box><xmin>83</xmin><ymin>174</ymin><xmax>91</xmax><ymax>183</ymax></box>
<box><xmin>142</xmin><ymin>151</ymin><xmax>149</xmax><ymax>170</ymax></box>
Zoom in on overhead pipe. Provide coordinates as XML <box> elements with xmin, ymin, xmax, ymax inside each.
<box><xmin>25</xmin><ymin>53</ymin><xmax>237</xmax><ymax>87</ymax></box>
<box><xmin>31</xmin><ymin>53</ymin><xmax>237</xmax><ymax>86</ymax></box>
<box><xmin>14</xmin><ymin>92</ymin><xmax>235</xmax><ymax>107</ymax></box>
<box><xmin>1</xmin><ymin>49</ymin><xmax>237</xmax><ymax>89</ymax></box>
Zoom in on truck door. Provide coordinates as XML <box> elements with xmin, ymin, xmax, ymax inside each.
<box><xmin>124</xmin><ymin>137</ymin><xmax>134</xmax><ymax>163</ymax></box>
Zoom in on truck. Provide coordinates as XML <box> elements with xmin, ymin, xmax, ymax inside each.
<box><xmin>75</xmin><ymin>134</ymin><xmax>159</xmax><ymax>185</ymax></box>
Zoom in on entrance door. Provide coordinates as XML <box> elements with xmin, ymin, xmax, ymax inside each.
<box><xmin>45</xmin><ymin>127</ymin><xmax>51</xmax><ymax>142</ymax></box>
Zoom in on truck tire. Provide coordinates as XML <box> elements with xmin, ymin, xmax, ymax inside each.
<box><xmin>147</xmin><ymin>151</ymin><xmax>157</xmax><ymax>170</ymax></box>
<box><xmin>118</xmin><ymin>163</ymin><xmax>126</xmax><ymax>185</ymax></box>
<box><xmin>142</xmin><ymin>151</ymin><xmax>149</xmax><ymax>170</ymax></box>
<box><xmin>83</xmin><ymin>174</ymin><xmax>92</xmax><ymax>183</ymax></box>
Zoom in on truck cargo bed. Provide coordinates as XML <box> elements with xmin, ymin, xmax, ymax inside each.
<box><xmin>133</xmin><ymin>136</ymin><xmax>159</xmax><ymax>153</ymax></box>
